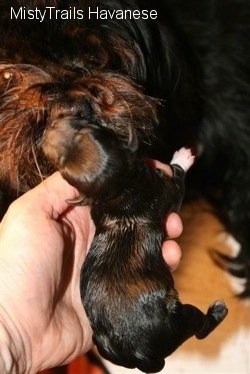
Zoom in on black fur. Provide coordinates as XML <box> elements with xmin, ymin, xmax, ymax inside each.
<box><xmin>42</xmin><ymin>114</ymin><xmax>228</xmax><ymax>372</ymax></box>
<box><xmin>80</xmin><ymin>159</ymin><xmax>227</xmax><ymax>373</ymax></box>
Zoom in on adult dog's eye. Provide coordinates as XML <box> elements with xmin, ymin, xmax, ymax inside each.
<box><xmin>1</xmin><ymin>68</ymin><xmax>21</xmax><ymax>81</ymax></box>
<box><xmin>3</xmin><ymin>70</ymin><xmax>13</xmax><ymax>80</ymax></box>
<box><xmin>0</xmin><ymin>68</ymin><xmax>22</xmax><ymax>92</ymax></box>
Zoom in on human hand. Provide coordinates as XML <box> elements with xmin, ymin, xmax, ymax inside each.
<box><xmin>0</xmin><ymin>169</ymin><xmax>182</xmax><ymax>373</ymax></box>
<box><xmin>0</xmin><ymin>172</ymin><xmax>94</xmax><ymax>373</ymax></box>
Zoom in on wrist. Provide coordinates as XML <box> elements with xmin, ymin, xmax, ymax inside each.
<box><xmin>0</xmin><ymin>307</ymin><xmax>31</xmax><ymax>374</ymax></box>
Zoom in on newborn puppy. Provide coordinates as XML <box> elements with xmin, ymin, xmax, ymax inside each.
<box><xmin>42</xmin><ymin>117</ymin><xmax>228</xmax><ymax>373</ymax></box>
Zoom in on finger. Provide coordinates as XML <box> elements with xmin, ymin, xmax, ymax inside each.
<box><xmin>148</xmin><ymin>159</ymin><xmax>173</xmax><ymax>177</ymax></box>
<box><xmin>162</xmin><ymin>240</ymin><xmax>182</xmax><ymax>271</ymax></box>
<box><xmin>166</xmin><ymin>212</ymin><xmax>183</xmax><ymax>238</ymax></box>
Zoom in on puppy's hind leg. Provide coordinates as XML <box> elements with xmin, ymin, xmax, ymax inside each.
<box><xmin>195</xmin><ymin>300</ymin><xmax>228</xmax><ymax>339</ymax></box>
<box><xmin>179</xmin><ymin>300</ymin><xmax>228</xmax><ymax>342</ymax></box>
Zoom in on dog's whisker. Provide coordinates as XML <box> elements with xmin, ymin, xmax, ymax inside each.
<box><xmin>31</xmin><ymin>142</ymin><xmax>44</xmax><ymax>183</ymax></box>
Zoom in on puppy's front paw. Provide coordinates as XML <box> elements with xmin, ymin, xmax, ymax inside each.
<box><xmin>170</xmin><ymin>147</ymin><xmax>195</xmax><ymax>172</ymax></box>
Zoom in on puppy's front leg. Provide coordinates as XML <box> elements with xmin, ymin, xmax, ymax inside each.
<box><xmin>180</xmin><ymin>300</ymin><xmax>228</xmax><ymax>340</ymax></box>
<box><xmin>170</xmin><ymin>147</ymin><xmax>195</xmax><ymax>173</ymax></box>
<box><xmin>169</xmin><ymin>147</ymin><xmax>195</xmax><ymax>210</ymax></box>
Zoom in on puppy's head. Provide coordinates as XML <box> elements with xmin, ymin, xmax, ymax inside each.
<box><xmin>42</xmin><ymin>72</ymin><xmax>159</xmax><ymax>199</ymax></box>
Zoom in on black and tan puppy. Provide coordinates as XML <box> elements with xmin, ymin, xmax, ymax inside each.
<box><xmin>42</xmin><ymin>95</ymin><xmax>228</xmax><ymax>373</ymax></box>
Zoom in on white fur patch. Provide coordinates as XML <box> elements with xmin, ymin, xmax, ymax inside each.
<box><xmin>218</xmin><ymin>233</ymin><xmax>249</xmax><ymax>303</ymax></box>
<box><xmin>170</xmin><ymin>147</ymin><xmax>195</xmax><ymax>172</ymax></box>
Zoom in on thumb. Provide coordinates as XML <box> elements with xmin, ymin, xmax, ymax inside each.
<box><xmin>16</xmin><ymin>172</ymin><xmax>81</xmax><ymax>219</ymax></box>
